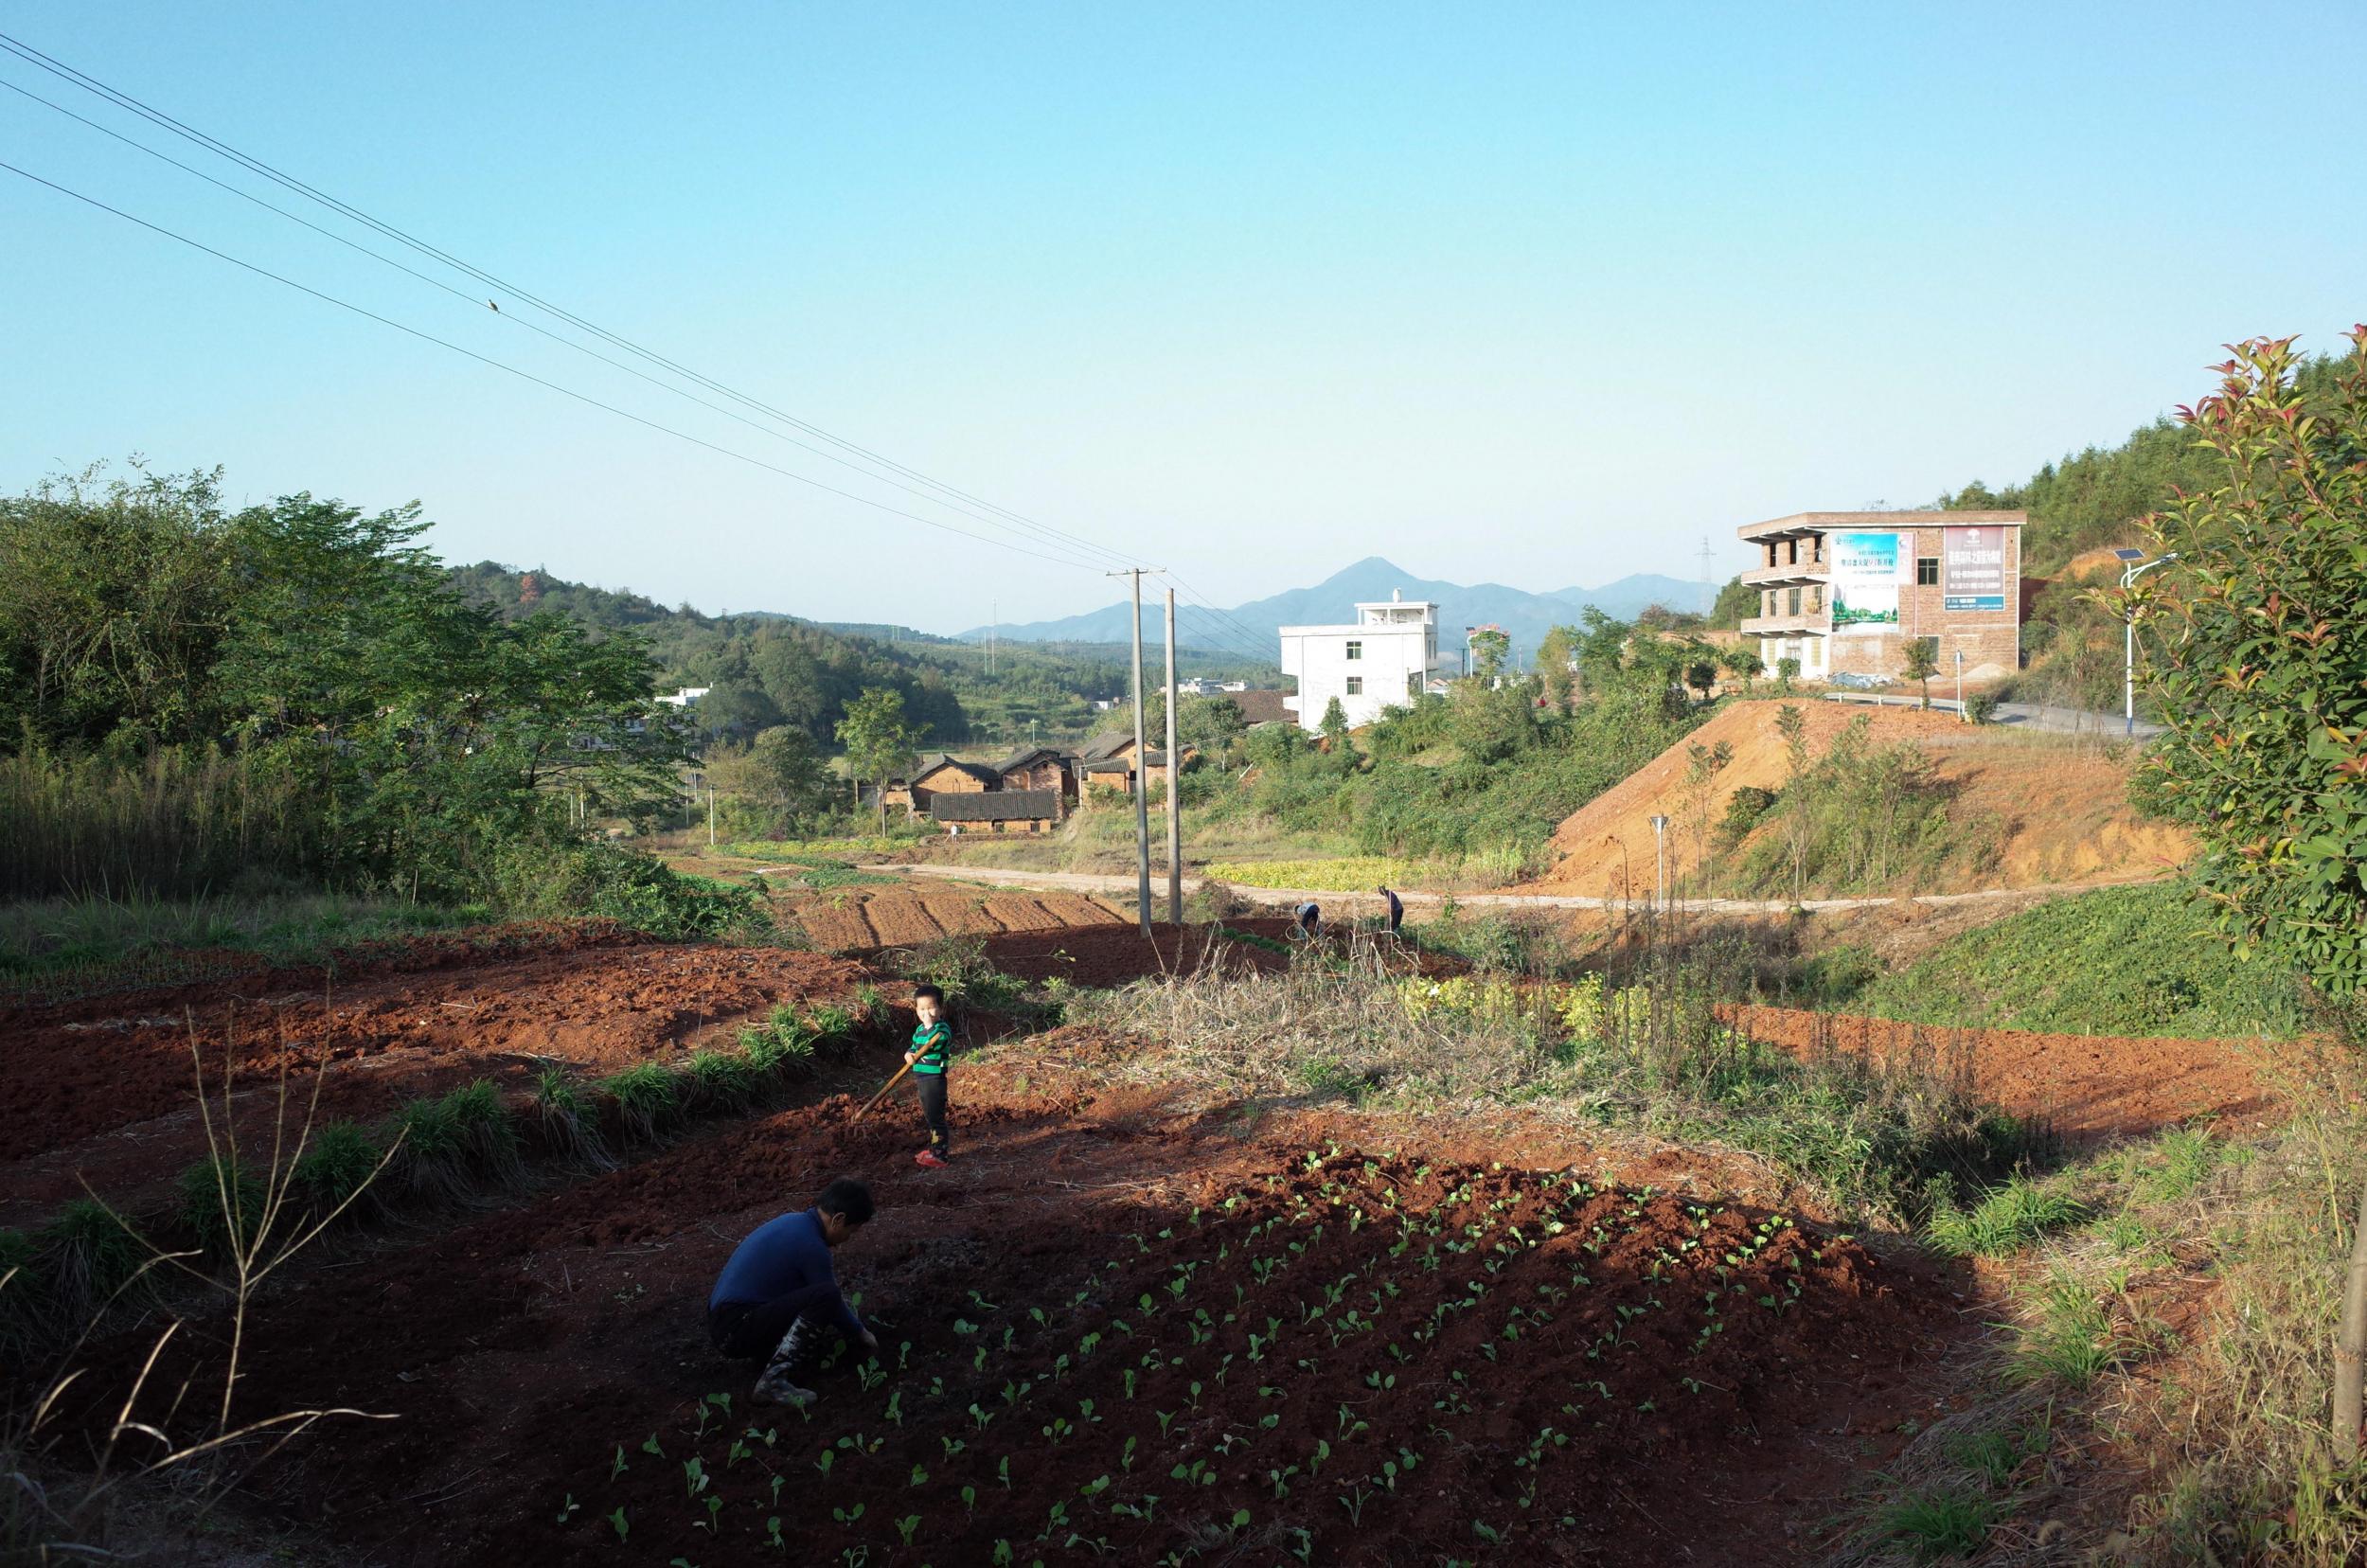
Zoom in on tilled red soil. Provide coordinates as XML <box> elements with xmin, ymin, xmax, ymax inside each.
<box><xmin>50</xmin><ymin>1073</ymin><xmax>1967</xmax><ymax>1567</ymax></box>
<box><xmin>0</xmin><ymin>936</ymin><xmax>873</xmax><ymax>1223</ymax></box>
<box><xmin>1728</xmin><ymin>1004</ymin><xmax>2276</xmax><ymax>1140</ymax></box>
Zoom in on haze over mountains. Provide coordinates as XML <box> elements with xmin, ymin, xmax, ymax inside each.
<box><xmin>958</xmin><ymin>557</ymin><xmax>1709</xmax><ymax>663</ymax></box>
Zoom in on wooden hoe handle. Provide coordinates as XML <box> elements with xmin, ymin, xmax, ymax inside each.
<box><xmin>853</xmin><ymin>1061</ymin><xmax>914</xmax><ymax>1122</ymax></box>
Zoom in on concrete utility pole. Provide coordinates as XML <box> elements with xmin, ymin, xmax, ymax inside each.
<box><xmin>1164</xmin><ymin>586</ymin><xmax>1182</xmax><ymax>924</ymax></box>
<box><xmin>1109</xmin><ymin>568</ymin><xmax>1158</xmax><ymax>939</ymax></box>
<box><xmin>707</xmin><ymin>785</ymin><xmax>717</xmax><ymax>847</ymax></box>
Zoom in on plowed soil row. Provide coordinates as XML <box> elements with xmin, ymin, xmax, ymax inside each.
<box><xmin>0</xmin><ymin>940</ymin><xmax>872</xmax><ymax>1222</ymax></box>
<box><xmin>786</xmin><ymin>885</ymin><xmax>1129</xmax><ymax>953</ymax></box>
<box><xmin>61</xmin><ymin>1068</ymin><xmax>1963</xmax><ymax>1567</ymax></box>
<box><xmin>1731</xmin><ymin>1002</ymin><xmax>2276</xmax><ymax>1140</ymax></box>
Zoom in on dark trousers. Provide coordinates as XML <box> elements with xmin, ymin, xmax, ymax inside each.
<box><xmin>708</xmin><ymin>1283</ymin><xmax>841</xmax><ymax>1363</ymax></box>
<box><xmin>917</xmin><ymin>1073</ymin><xmax>950</xmax><ymax>1153</ymax></box>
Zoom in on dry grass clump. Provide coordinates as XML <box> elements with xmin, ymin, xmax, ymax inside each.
<box><xmin>1061</xmin><ymin>938</ymin><xmax>2036</xmax><ymax>1226</ymax></box>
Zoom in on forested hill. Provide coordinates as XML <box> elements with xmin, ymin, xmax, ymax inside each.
<box><xmin>1938</xmin><ymin>350</ymin><xmax>2347</xmax><ymax>575</ymax></box>
<box><xmin>447</xmin><ymin>562</ymin><xmax>1239</xmax><ymax>746</ymax></box>
<box><xmin>447</xmin><ymin>561</ymin><xmax>973</xmax><ymax>742</ymax></box>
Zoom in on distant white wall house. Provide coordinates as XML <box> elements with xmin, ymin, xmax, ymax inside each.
<box><xmin>655</xmin><ymin>686</ymin><xmax>711</xmax><ymax>709</ymax></box>
<box><xmin>1278</xmin><ymin>591</ymin><xmax>1437</xmax><ymax>732</ymax></box>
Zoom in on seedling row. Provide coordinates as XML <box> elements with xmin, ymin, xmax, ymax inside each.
<box><xmin>559</xmin><ymin>1148</ymin><xmax>1859</xmax><ymax>1564</ymax></box>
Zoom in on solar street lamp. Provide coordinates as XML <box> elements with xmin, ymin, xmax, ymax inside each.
<box><xmin>2115</xmin><ymin>550</ymin><xmax>2178</xmax><ymax>736</ymax></box>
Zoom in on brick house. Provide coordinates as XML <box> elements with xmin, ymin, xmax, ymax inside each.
<box><xmin>929</xmin><ymin>790</ymin><xmax>1061</xmax><ymax>834</ymax></box>
<box><xmin>990</xmin><ymin>745</ymin><xmax>1077</xmax><ymax>803</ymax></box>
<box><xmin>1736</xmin><ymin>510</ymin><xmax>2023</xmax><ymax>684</ymax></box>
<box><xmin>1075</xmin><ymin>733</ymin><xmax>1198</xmax><ymax>797</ymax></box>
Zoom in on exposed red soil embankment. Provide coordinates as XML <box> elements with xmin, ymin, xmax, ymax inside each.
<box><xmin>1733</xmin><ymin>1002</ymin><xmax>2276</xmax><ymax>1139</ymax></box>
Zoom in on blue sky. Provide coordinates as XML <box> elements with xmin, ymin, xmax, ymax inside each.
<box><xmin>4</xmin><ymin>3</ymin><xmax>2362</xmax><ymax>640</ymax></box>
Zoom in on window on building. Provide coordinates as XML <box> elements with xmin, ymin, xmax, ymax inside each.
<box><xmin>1787</xmin><ymin>587</ymin><xmax>1802</xmax><ymax>615</ymax></box>
<box><xmin>1764</xmin><ymin>591</ymin><xmax>1777</xmax><ymax>617</ymax></box>
<box><xmin>1407</xmin><ymin>671</ymin><xmax>1422</xmax><ymax>696</ymax></box>
<box><xmin>1344</xmin><ymin>677</ymin><xmax>1363</xmax><ymax>696</ymax></box>
<box><xmin>1811</xmin><ymin>536</ymin><xmax>1824</xmax><ymax>563</ymax></box>
<box><xmin>1786</xmin><ymin>538</ymin><xmax>1799</xmax><ymax>564</ymax></box>
<box><xmin>1916</xmin><ymin>557</ymin><xmax>1940</xmax><ymax>586</ymax></box>
<box><xmin>1344</xmin><ymin>640</ymin><xmax>1362</xmax><ymax>661</ymax></box>
<box><xmin>1808</xmin><ymin>587</ymin><xmax>1824</xmax><ymax>613</ymax></box>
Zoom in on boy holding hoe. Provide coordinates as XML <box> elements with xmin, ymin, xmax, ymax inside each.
<box><xmin>905</xmin><ymin>984</ymin><xmax>953</xmax><ymax>1167</ymax></box>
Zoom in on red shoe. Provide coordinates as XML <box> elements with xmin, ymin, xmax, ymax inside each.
<box><xmin>915</xmin><ymin>1149</ymin><xmax>949</xmax><ymax>1168</ymax></box>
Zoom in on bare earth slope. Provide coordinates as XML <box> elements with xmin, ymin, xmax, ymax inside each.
<box><xmin>1522</xmin><ymin>701</ymin><xmax>2190</xmax><ymax>899</ymax></box>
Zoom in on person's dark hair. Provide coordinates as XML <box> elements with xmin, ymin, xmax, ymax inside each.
<box><xmin>816</xmin><ymin>1177</ymin><xmax>875</xmax><ymax>1226</ymax></box>
<box><xmin>913</xmin><ymin>984</ymin><xmax>946</xmax><ymax>1007</ymax></box>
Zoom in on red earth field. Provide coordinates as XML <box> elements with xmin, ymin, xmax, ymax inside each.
<box><xmin>54</xmin><ymin>1060</ymin><xmax>1966</xmax><ymax>1568</ymax></box>
<box><xmin>8</xmin><ymin>913</ymin><xmax>2287</xmax><ymax>1565</ymax></box>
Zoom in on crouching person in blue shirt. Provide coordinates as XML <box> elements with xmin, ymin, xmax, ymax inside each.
<box><xmin>707</xmin><ymin>1177</ymin><xmax>880</xmax><ymax>1407</ymax></box>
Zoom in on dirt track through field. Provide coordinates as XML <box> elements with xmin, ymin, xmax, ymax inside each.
<box><xmin>57</xmin><ymin>1061</ymin><xmax>1967</xmax><ymax>1567</ymax></box>
<box><xmin>782</xmin><ymin>882</ymin><xmax>1130</xmax><ymax>953</ymax></box>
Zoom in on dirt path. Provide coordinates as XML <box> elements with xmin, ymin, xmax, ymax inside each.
<box><xmin>880</xmin><ymin>859</ymin><xmax>2171</xmax><ymax>916</ymax></box>
<box><xmin>57</xmin><ymin>1061</ymin><xmax>1974</xmax><ymax>1567</ymax></box>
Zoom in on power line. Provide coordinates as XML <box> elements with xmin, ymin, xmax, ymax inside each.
<box><xmin>0</xmin><ymin>31</ymin><xmax>1287</xmax><ymax>664</ymax></box>
<box><xmin>0</xmin><ymin>157</ymin><xmax>1115</xmax><ymax>574</ymax></box>
<box><xmin>0</xmin><ymin>74</ymin><xmax>1156</xmax><ymax>576</ymax></box>
<box><xmin>0</xmin><ymin>30</ymin><xmax>1150</xmax><ymax>577</ymax></box>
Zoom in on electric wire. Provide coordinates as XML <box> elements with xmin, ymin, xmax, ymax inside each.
<box><xmin>0</xmin><ymin>33</ymin><xmax>1285</xmax><ymax>663</ymax></box>
<box><xmin>0</xmin><ymin>34</ymin><xmax>1287</xmax><ymax>664</ymax></box>
<box><xmin>0</xmin><ymin>31</ymin><xmax>1152</xmax><ymax>576</ymax></box>
<box><xmin>0</xmin><ymin>158</ymin><xmax>1122</xmax><ymax>574</ymax></box>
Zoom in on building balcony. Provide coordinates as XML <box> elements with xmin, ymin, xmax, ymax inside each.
<box><xmin>1739</xmin><ymin>613</ymin><xmax>1830</xmax><ymax>637</ymax></box>
<box><xmin>1741</xmin><ymin>561</ymin><xmax>1829</xmax><ymax>589</ymax></box>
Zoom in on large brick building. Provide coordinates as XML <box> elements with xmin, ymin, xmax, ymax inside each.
<box><xmin>1736</xmin><ymin>510</ymin><xmax>2023</xmax><ymax>684</ymax></box>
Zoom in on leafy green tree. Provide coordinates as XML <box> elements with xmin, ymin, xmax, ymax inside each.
<box><xmin>837</xmin><ymin>686</ymin><xmax>920</xmax><ymax>831</ymax></box>
<box><xmin>2112</xmin><ymin>330</ymin><xmax>2367</xmax><ymax>996</ymax></box>
<box><xmin>1901</xmin><ymin>638</ymin><xmax>1940</xmax><ymax>709</ymax></box>
<box><xmin>1467</xmin><ymin>627</ymin><xmax>1510</xmax><ymax>682</ymax></box>
<box><xmin>709</xmin><ymin>724</ymin><xmax>831</xmax><ymax>837</ymax></box>
<box><xmin>1708</xmin><ymin>577</ymin><xmax>1759</xmax><ymax>630</ymax></box>
<box><xmin>1774</xmin><ymin>656</ymin><xmax>1801</xmax><ymax>695</ymax></box>
<box><xmin>1535</xmin><ymin>626</ymin><xmax>1577</xmax><ymax>715</ymax></box>
<box><xmin>1718</xmin><ymin>645</ymin><xmax>1764</xmax><ymax>696</ymax></box>
<box><xmin>1683</xmin><ymin>659</ymin><xmax>1718</xmax><ymax>705</ymax></box>
<box><xmin>1319</xmin><ymin>697</ymin><xmax>1351</xmax><ymax>752</ymax></box>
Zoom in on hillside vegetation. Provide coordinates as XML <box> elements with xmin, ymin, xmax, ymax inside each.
<box><xmin>1830</xmin><ymin>882</ymin><xmax>2307</xmax><ymax>1039</ymax></box>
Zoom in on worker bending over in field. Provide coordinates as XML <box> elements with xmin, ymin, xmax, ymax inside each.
<box><xmin>906</xmin><ymin>984</ymin><xmax>953</xmax><ymax>1167</ymax></box>
<box><xmin>1375</xmin><ymin>883</ymin><xmax>1403</xmax><ymax>935</ymax></box>
<box><xmin>707</xmin><ymin>1177</ymin><xmax>879</xmax><ymax>1408</ymax></box>
<box><xmin>1294</xmin><ymin>900</ymin><xmax>1321</xmax><ymax>938</ymax></box>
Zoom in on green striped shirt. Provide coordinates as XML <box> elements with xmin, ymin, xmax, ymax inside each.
<box><xmin>910</xmin><ymin>1020</ymin><xmax>952</xmax><ymax>1075</ymax></box>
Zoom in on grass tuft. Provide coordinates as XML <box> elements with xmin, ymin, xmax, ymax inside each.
<box><xmin>1925</xmin><ymin>1176</ymin><xmax>2088</xmax><ymax>1257</ymax></box>
<box><xmin>175</xmin><ymin>1156</ymin><xmax>268</xmax><ymax>1259</ymax></box>
<box><xmin>532</xmin><ymin>1065</ymin><xmax>614</xmax><ymax>1169</ymax></box>
<box><xmin>1878</xmin><ymin>1485</ymin><xmax>2002</xmax><ymax>1560</ymax></box>
<box><xmin>441</xmin><ymin>1080</ymin><xmax>525</xmax><ymax>1186</ymax></box>
<box><xmin>44</xmin><ymin>1198</ymin><xmax>145</xmax><ymax>1318</ymax></box>
<box><xmin>688</xmin><ymin>1048</ymin><xmax>763</xmax><ymax>1112</ymax></box>
<box><xmin>293</xmin><ymin>1120</ymin><xmax>385</xmax><ymax>1217</ymax></box>
<box><xmin>599</xmin><ymin>1062</ymin><xmax>683</xmax><ymax>1145</ymax></box>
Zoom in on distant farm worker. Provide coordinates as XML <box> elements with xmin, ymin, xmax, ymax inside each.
<box><xmin>1376</xmin><ymin>884</ymin><xmax>1404</xmax><ymax>935</ymax></box>
<box><xmin>1294</xmin><ymin>900</ymin><xmax>1321</xmax><ymax>938</ymax></box>
<box><xmin>906</xmin><ymin>984</ymin><xmax>953</xmax><ymax>1168</ymax></box>
<box><xmin>707</xmin><ymin>1177</ymin><xmax>879</xmax><ymax>1408</ymax></box>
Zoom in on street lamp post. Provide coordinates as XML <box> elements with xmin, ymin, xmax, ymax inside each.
<box><xmin>1953</xmin><ymin>649</ymin><xmax>1966</xmax><ymax>721</ymax></box>
<box><xmin>2114</xmin><ymin>550</ymin><xmax>2179</xmax><ymax>736</ymax></box>
<box><xmin>1648</xmin><ymin>814</ymin><xmax>1670</xmax><ymax>908</ymax></box>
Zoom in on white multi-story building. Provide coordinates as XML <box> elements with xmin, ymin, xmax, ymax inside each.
<box><xmin>1277</xmin><ymin>591</ymin><xmax>1437</xmax><ymax>732</ymax></box>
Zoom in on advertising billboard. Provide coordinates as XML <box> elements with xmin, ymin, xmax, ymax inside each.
<box><xmin>1943</xmin><ymin>526</ymin><xmax>2008</xmax><ymax>612</ymax></box>
<box><xmin>1829</xmin><ymin>531</ymin><xmax>1908</xmax><ymax>633</ymax></box>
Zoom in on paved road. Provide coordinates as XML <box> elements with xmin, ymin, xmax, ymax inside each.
<box><xmin>1822</xmin><ymin>689</ymin><xmax>2163</xmax><ymax>739</ymax></box>
<box><xmin>850</xmin><ymin>860</ymin><xmax>2159</xmax><ymax>918</ymax></box>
